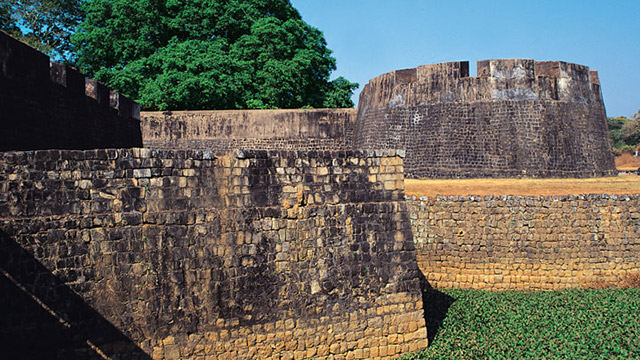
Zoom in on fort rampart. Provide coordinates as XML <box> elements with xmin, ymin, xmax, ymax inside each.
<box><xmin>354</xmin><ymin>59</ymin><xmax>617</xmax><ymax>178</ymax></box>
<box><xmin>0</xmin><ymin>148</ymin><xmax>427</xmax><ymax>359</ymax></box>
<box><xmin>2</xmin><ymin>31</ymin><xmax>638</xmax><ymax>360</ymax></box>
<box><xmin>139</xmin><ymin>59</ymin><xmax>617</xmax><ymax>180</ymax></box>
<box><xmin>408</xmin><ymin>194</ymin><xmax>640</xmax><ymax>290</ymax></box>
<box><xmin>0</xmin><ymin>31</ymin><xmax>142</xmax><ymax>151</ymax></box>
<box><xmin>141</xmin><ymin>109</ymin><xmax>356</xmax><ymax>151</ymax></box>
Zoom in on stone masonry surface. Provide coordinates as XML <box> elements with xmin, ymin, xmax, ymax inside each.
<box><xmin>1</xmin><ymin>31</ymin><xmax>619</xmax><ymax>180</ymax></box>
<box><xmin>141</xmin><ymin>109</ymin><xmax>357</xmax><ymax>152</ymax></box>
<box><xmin>1</xmin><ymin>30</ymin><xmax>632</xmax><ymax>359</ymax></box>
<box><xmin>354</xmin><ymin>59</ymin><xmax>617</xmax><ymax>178</ymax></box>
<box><xmin>0</xmin><ymin>148</ymin><xmax>427</xmax><ymax>359</ymax></box>
<box><xmin>408</xmin><ymin>194</ymin><xmax>640</xmax><ymax>290</ymax></box>
<box><xmin>0</xmin><ymin>31</ymin><xmax>142</xmax><ymax>151</ymax></box>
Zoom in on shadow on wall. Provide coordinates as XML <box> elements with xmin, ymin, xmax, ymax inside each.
<box><xmin>0</xmin><ymin>230</ymin><xmax>150</xmax><ymax>360</ymax></box>
<box><xmin>391</xmin><ymin>182</ymin><xmax>451</xmax><ymax>348</ymax></box>
<box><xmin>418</xmin><ymin>272</ymin><xmax>456</xmax><ymax>344</ymax></box>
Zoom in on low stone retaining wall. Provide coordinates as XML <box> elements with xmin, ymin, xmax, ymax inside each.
<box><xmin>408</xmin><ymin>194</ymin><xmax>640</xmax><ymax>290</ymax></box>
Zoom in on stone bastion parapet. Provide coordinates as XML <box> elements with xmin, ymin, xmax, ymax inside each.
<box><xmin>357</xmin><ymin>59</ymin><xmax>603</xmax><ymax>108</ymax></box>
<box><xmin>0</xmin><ymin>31</ymin><xmax>142</xmax><ymax>151</ymax></box>
<box><xmin>354</xmin><ymin>59</ymin><xmax>616</xmax><ymax>179</ymax></box>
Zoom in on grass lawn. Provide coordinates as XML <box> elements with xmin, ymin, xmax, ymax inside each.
<box><xmin>400</xmin><ymin>288</ymin><xmax>640</xmax><ymax>360</ymax></box>
<box><xmin>405</xmin><ymin>175</ymin><xmax>640</xmax><ymax>197</ymax></box>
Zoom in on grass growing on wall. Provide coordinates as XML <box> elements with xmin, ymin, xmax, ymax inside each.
<box><xmin>400</xmin><ymin>288</ymin><xmax>640</xmax><ymax>359</ymax></box>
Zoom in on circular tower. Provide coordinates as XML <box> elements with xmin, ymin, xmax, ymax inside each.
<box><xmin>353</xmin><ymin>59</ymin><xmax>616</xmax><ymax>178</ymax></box>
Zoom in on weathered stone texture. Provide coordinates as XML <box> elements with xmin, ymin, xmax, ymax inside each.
<box><xmin>0</xmin><ymin>32</ymin><xmax>142</xmax><ymax>151</ymax></box>
<box><xmin>354</xmin><ymin>59</ymin><xmax>617</xmax><ymax>178</ymax></box>
<box><xmin>0</xmin><ymin>148</ymin><xmax>427</xmax><ymax>359</ymax></box>
<box><xmin>141</xmin><ymin>109</ymin><xmax>357</xmax><ymax>151</ymax></box>
<box><xmin>408</xmin><ymin>194</ymin><xmax>640</xmax><ymax>290</ymax></box>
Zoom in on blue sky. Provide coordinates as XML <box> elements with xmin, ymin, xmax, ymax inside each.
<box><xmin>290</xmin><ymin>0</ymin><xmax>640</xmax><ymax>117</ymax></box>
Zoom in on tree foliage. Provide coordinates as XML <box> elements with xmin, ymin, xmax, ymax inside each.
<box><xmin>608</xmin><ymin>111</ymin><xmax>640</xmax><ymax>152</ymax></box>
<box><xmin>0</xmin><ymin>1</ymin><xmax>18</xmax><ymax>33</ymax></box>
<box><xmin>0</xmin><ymin>0</ymin><xmax>84</xmax><ymax>61</ymax></box>
<box><xmin>73</xmin><ymin>0</ymin><xmax>358</xmax><ymax>110</ymax></box>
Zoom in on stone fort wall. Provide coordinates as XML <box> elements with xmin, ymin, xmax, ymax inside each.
<box><xmin>0</xmin><ymin>148</ymin><xmax>427</xmax><ymax>359</ymax></box>
<box><xmin>0</xmin><ymin>31</ymin><xmax>142</xmax><ymax>151</ymax></box>
<box><xmin>408</xmin><ymin>194</ymin><xmax>640</xmax><ymax>290</ymax></box>
<box><xmin>140</xmin><ymin>59</ymin><xmax>616</xmax><ymax>180</ymax></box>
<box><xmin>354</xmin><ymin>59</ymin><xmax>617</xmax><ymax>178</ymax></box>
<box><xmin>141</xmin><ymin>108</ymin><xmax>357</xmax><ymax>152</ymax></box>
<box><xmin>1</xmin><ymin>30</ymin><xmax>635</xmax><ymax>360</ymax></box>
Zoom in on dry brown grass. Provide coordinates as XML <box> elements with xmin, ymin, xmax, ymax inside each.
<box><xmin>405</xmin><ymin>174</ymin><xmax>640</xmax><ymax>196</ymax></box>
<box><xmin>615</xmin><ymin>153</ymin><xmax>640</xmax><ymax>171</ymax></box>
<box><xmin>623</xmin><ymin>272</ymin><xmax>640</xmax><ymax>288</ymax></box>
<box><xmin>584</xmin><ymin>272</ymin><xmax>640</xmax><ymax>289</ymax></box>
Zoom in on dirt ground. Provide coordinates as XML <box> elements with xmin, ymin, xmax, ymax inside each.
<box><xmin>405</xmin><ymin>174</ymin><xmax>640</xmax><ymax>196</ymax></box>
<box><xmin>615</xmin><ymin>153</ymin><xmax>640</xmax><ymax>171</ymax></box>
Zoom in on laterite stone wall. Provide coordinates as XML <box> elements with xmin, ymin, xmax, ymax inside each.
<box><xmin>141</xmin><ymin>109</ymin><xmax>357</xmax><ymax>151</ymax></box>
<box><xmin>408</xmin><ymin>194</ymin><xmax>640</xmax><ymax>290</ymax></box>
<box><xmin>354</xmin><ymin>59</ymin><xmax>617</xmax><ymax>178</ymax></box>
<box><xmin>0</xmin><ymin>31</ymin><xmax>142</xmax><ymax>151</ymax></box>
<box><xmin>0</xmin><ymin>148</ymin><xmax>427</xmax><ymax>360</ymax></box>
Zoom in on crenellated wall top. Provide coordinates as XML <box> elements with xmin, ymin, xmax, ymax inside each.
<box><xmin>358</xmin><ymin>59</ymin><xmax>604</xmax><ymax>109</ymax></box>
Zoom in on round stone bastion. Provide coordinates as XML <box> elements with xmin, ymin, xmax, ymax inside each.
<box><xmin>353</xmin><ymin>59</ymin><xmax>617</xmax><ymax>178</ymax></box>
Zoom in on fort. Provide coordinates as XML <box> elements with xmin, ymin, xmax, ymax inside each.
<box><xmin>0</xmin><ymin>32</ymin><xmax>142</xmax><ymax>152</ymax></box>
<box><xmin>0</xmin><ymin>31</ymin><xmax>637</xmax><ymax>359</ymax></box>
<box><xmin>354</xmin><ymin>60</ymin><xmax>616</xmax><ymax>178</ymax></box>
<box><xmin>142</xmin><ymin>109</ymin><xmax>356</xmax><ymax>152</ymax></box>
<box><xmin>138</xmin><ymin>60</ymin><xmax>616</xmax><ymax>179</ymax></box>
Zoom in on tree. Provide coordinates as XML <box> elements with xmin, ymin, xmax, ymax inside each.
<box><xmin>72</xmin><ymin>0</ymin><xmax>358</xmax><ymax>111</ymax></box>
<box><xmin>0</xmin><ymin>1</ymin><xmax>18</xmax><ymax>34</ymax></box>
<box><xmin>622</xmin><ymin>110</ymin><xmax>640</xmax><ymax>146</ymax></box>
<box><xmin>322</xmin><ymin>76</ymin><xmax>359</xmax><ymax>108</ymax></box>
<box><xmin>608</xmin><ymin>116</ymin><xmax>628</xmax><ymax>150</ymax></box>
<box><xmin>608</xmin><ymin>111</ymin><xmax>640</xmax><ymax>152</ymax></box>
<box><xmin>0</xmin><ymin>0</ymin><xmax>84</xmax><ymax>61</ymax></box>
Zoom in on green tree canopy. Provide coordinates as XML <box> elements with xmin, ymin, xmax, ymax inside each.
<box><xmin>0</xmin><ymin>2</ymin><xmax>18</xmax><ymax>33</ymax></box>
<box><xmin>72</xmin><ymin>0</ymin><xmax>358</xmax><ymax>110</ymax></box>
<box><xmin>1</xmin><ymin>0</ymin><xmax>84</xmax><ymax>61</ymax></box>
<box><xmin>608</xmin><ymin>110</ymin><xmax>640</xmax><ymax>151</ymax></box>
